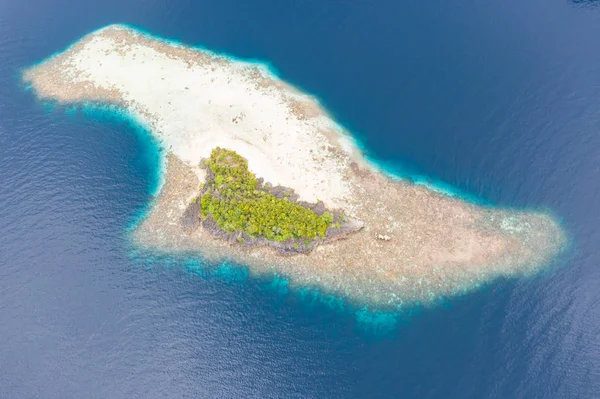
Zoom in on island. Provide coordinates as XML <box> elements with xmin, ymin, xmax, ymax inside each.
<box><xmin>23</xmin><ymin>24</ymin><xmax>567</xmax><ymax>307</ymax></box>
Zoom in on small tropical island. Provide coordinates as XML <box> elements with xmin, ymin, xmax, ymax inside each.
<box><xmin>23</xmin><ymin>24</ymin><xmax>567</xmax><ymax>307</ymax></box>
<box><xmin>186</xmin><ymin>147</ymin><xmax>362</xmax><ymax>254</ymax></box>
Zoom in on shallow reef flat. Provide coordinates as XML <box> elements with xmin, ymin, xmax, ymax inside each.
<box><xmin>23</xmin><ymin>24</ymin><xmax>567</xmax><ymax>307</ymax></box>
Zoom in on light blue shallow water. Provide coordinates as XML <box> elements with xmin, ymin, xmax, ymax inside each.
<box><xmin>1</xmin><ymin>0</ymin><xmax>599</xmax><ymax>398</ymax></box>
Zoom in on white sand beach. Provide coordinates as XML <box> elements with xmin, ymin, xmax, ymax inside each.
<box><xmin>23</xmin><ymin>25</ymin><xmax>567</xmax><ymax>306</ymax></box>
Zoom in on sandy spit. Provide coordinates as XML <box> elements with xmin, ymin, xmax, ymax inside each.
<box><xmin>23</xmin><ymin>24</ymin><xmax>567</xmax><ymax>307</ymax></box>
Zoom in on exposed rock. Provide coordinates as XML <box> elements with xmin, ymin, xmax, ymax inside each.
<box><xmin>187</xmin><ymin>157</ymin><xmax>364</xmax><ymax>254</ymax></box>
<box><xmin>311</xmin><ymin>201</ymin><xmax>326</xmax><ymax>216</ymax></box>
<box><xmin>199</xmin><ymin>214</ymin><xmax>363</xmax><ymax>255</ymax></box>
<box><xmin>180</xmin><ymin>200</ymin><xmax>200</xmax><ymax>232</ymax></box>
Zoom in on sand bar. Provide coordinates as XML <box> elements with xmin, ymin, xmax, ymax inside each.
<box><xmin>23</xmin><ymin>25</ymin><xmax>567</xmax><ymax>307</ymax></box>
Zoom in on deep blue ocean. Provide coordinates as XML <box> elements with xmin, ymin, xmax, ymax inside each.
<box><xmin>1</xmin><ymin>0</ymin><xmax>600</xmax><ymax>398</ymax></box>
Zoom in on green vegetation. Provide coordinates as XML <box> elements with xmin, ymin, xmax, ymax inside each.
<box><xmin>200</xmin><ymin>147</ymin><xmax>334</xmax><ymax>242</ymax></box>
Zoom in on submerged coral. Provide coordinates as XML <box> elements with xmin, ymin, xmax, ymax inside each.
<box><xmin>22</xmin><ymin>24</ymin><xmax>567</xmax><ymax>306</ymax></box>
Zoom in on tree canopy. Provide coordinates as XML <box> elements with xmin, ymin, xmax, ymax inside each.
<box><xmin>200</xmin><ymin>147</ymin><xmax>333</xmax><ymax>242</ymax></box>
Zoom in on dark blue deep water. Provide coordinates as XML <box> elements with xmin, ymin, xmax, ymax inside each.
<box><xmin>1</xmin><ymin>1</ymin><xmax>600</xmax><ymax>398</ymax></box>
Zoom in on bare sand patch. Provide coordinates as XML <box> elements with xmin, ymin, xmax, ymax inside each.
<box><xmin>23</xmin><ymin>24</ymin><xmax>567</xmax><ymax>307</ymax></box>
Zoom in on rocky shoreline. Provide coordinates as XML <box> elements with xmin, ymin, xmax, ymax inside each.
<box><xmin>181</xmin><ymin>158</ymin><xmax>364</xmax><ymax>255</ymax></box>
<box><xmin>22</xmin><ymin>24</ymin><xmax>568</xmax><ymax>306</ymax></box>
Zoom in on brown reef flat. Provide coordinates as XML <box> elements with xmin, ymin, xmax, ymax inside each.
<box><xmin>131</xmin><ymin>153</ymin><xmax>564</xmax><ymax>307</ymax></box>
<box><xmin>23</xmin><ymin>24</ymin><xmax>567</xmax><ymax>307</ymax></box>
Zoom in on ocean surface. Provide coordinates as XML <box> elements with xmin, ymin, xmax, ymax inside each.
<box><xmin>1</xmin><ymin>0</ymin><xmax>599</xmax><ymax>398</ymax></box>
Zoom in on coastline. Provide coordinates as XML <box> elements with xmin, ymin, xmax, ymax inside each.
<box><xmin>22</xmin><ymin>24</ymin><xmax>568</xmax><ymax>307</ymax></box>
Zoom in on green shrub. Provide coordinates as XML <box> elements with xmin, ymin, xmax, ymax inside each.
<box><xmin>200</xmin><ymin>147</ymin><xmax>333</xmax><ymax>242</ymax></box>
